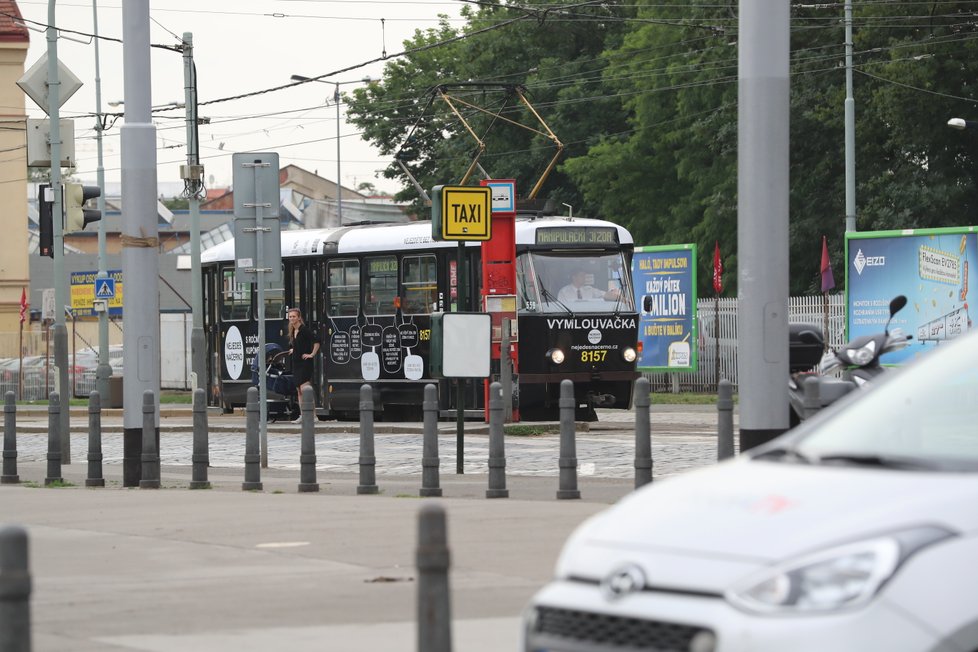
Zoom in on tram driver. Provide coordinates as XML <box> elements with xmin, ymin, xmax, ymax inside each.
<box><xmin>557</xmin><ymin>268</ymin><xmax>621</xmax><ymax>303</ymax></box>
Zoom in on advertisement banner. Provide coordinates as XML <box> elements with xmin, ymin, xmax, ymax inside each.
<box><xmin>69</xmin><ymin>269</ymin><xmax>123</xmax><ymax>318</ymax></box>
<box><xmin>846</xmin><ymin>227</ymin><xmax>977</xmax><ymax>364</ymax></box>
<box><xmin>632</xmin><ymin>244</ymin><xmax>697</xmax><ymax>372</ymax></box>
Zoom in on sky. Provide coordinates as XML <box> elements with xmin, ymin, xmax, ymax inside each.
<box><xmin>16</xmin><ymin>0</ymin><xmax>466</xmax><ymax>197</ymax></box>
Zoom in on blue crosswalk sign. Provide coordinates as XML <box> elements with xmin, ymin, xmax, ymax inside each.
<box><xmin>95</xmin><ymin>277</ymin><xmax>115</xmax><ymax>299</ymax></box>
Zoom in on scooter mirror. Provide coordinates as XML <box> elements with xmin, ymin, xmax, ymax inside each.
<box><xmin>889</xmin><ymin>295</ymin><xmax>908</xmax><ymax>316</ymax></box>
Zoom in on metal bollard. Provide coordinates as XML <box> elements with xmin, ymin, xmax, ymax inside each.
<box><xmin>420</xmin><ymin>384</ymin><xmax>442</xmax><ymax>498</ymax></box>
<box><xmin>190</xmin><ymin>388</ymin><xmax>211</xmax><ymax>490</ymax></box>
<box><xmin>357</xmin><ymin>384</ymin><xmax>378</xmax><ymax>495</ymax></box>
<box><xmin>633</xmin><ymin>377</ymin><xmax>652</xmax><ymax>488</ymax></box>
<box><xmin>2</xmin><ymin>392</ymin><xmax>18</xmax><ymax>484</ymax></box>
<box><xmin>86</xmin><ymin>391</ymin><xmax>105</xmax><ymax>487</ymax></box>
<box><xmin>243</xmin><ymin>386</ymin><xmax>263</xmax><ymax>491</ymax></box>
<box><xmin>417</xmin><ymin>503</ymin><xmax>452</xmax><ymax>652</ymax></box>
<box><xmin>298</xmin><ymin>385</ymin><xmax>319</xmax><ymax>493</ymax></box>
<box><xmin>556</xmin><ymin>379</ymin><xmax>580</xmax><ymax>500</ymax></box>
<box><xmin>486</xmin><ymin>382</ymin><xmax>508</xmax><ymax>499</ymax></box>
<box><xmin>139</xmin><ymin>390</ymin><xmax>161</xmax><ymax>489</ymax></box>
<box><xmin>45</xmin><ymin>392</ymin><xmax>62</xmax><ymax>486</ymax></box>
<box><xmin>717</xmin><ymin>379</ymin><xmax>735</xmax><ymax>460</ymax></box>
<box><xmin>0</xmin><ymin>525</ymin><xmax>31</xmax><ymax>652</ymax></box>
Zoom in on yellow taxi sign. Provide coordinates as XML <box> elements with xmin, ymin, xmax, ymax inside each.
<box><xmin>432</xmin><ymin>185</ymin><xmax>492</xmax><ymax>241</ymax></box>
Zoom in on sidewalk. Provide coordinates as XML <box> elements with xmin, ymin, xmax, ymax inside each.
<box><xmin>0</xmin><ymin>405</ymin><xmax>734</xmax><ymax>652</ymax></box>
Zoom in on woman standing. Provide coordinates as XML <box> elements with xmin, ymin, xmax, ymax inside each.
<box><xmin>287</xmin><ymin>308</ymin><xmax>320</xmax><ymax>422</ymax></box>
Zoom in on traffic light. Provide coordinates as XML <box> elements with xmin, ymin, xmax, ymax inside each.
<box><xmin>38</xmin><ymin>184</ymin><xmax>53</xmax><ymax>258</ymax></box>
<box><xmin>64</xmin><ymin>183</ymin><xmax>102</xmax><ymax>232</ymax></box>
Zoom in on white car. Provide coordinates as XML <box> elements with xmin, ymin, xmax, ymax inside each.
<box><xmin>523</xmin><ymin>329</ymin><xmax>978</xmax><ymax>652</ymax></box>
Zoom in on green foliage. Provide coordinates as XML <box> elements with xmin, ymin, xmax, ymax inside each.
<box><xmin>347</xmin><ymin>3</ymin><xmax>978</xmax><ymax>295</ymax></box>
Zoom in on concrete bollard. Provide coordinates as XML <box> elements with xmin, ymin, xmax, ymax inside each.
<box><xmin>86</xmin><ymin>391</ymin><xmax>105</xmax><ymax>487</ymax></box>
<box><xmin>717</xmin><ymin>379</ymin><xmax>735</xmax><ymax>460</ymax></box>
<box><xmin>420</xmin><ymin>384</ymin><xmax>442</xmax><ymax>498</ymax></box>
<box><xmin>357</xmin><ymin>384</ymin><xmax>378</xmax><ymax>495</ymax></box>
<box><xmin>486</xmin><ymin>382</ymin><xmax>508</xmax><ymax>499</ymax></box>
<box><xmin>803</xmin><ymin>375</ymin><xmax>821</xmax><ymax>421</ymax></box>
<box><xmin>190</xmin><ymin>388</ymin><xmax>211</xmax><ymax>490</ymax></box>
<box><xmin>417</xmin><ymin>503</ymin><xmax>452</xmax><ymax>652</ymax></box>
<box><xmin>556</xmin><ymin>379</ymin><xmax>580</xmax><ymax>500</ymax></box>
<box><xmin>0</xmin><ymin>525</ymin><xmax>31</xmax><ymax>652</ymax></box>
<box><xmin>45</xmin><ymin>392</ymin><xmax>62</xmax><ymax>486</ymax></box>
<box><xmin>139</xmin><ymin>390</ymin><xmax>161</xmax><ymax>489</ymax></box>
<box><xmin>298</xmin><ymin>385</ymin><xmax>319</xmax><ymax>493</ymax></box>
<box><xmin>2</xmin><ymin>391</ymin><xmax>18</xmax><ymax>484</ymax></box>
<box><xmin>243</xmin><ymin>386</ymin><xmax>263</xmax><ymax>491</ymax></box>
<box><xmin>633</xmin><ymin>377</ymin><xmax>652</xmax><ymax>488</ymax></box>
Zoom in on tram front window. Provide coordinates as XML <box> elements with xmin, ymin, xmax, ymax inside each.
<box><xmin>519</xmin><ymin>252</ymin><xmax>633</xmax><ymax>314</ymax></box>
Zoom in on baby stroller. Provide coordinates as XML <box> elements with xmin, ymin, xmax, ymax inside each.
<box><xmin>250</xmin><ymin>343</ymin><xmax>298</xmax><ymax>422</ymax></box>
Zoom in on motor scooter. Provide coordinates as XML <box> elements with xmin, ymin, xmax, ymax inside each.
<box><xmin>788</xmin><ymin>295</ymin><xmax>912</xmax><ymax>425</ymax></box>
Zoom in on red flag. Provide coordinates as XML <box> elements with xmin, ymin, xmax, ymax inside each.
<box><xmin>820</xmin><ymin>235</ymin><xmax>835</xmax><ymax>293</ymax></box>
<box><xmin>712</xmin><ymin>241</ymin><xmax>723</xmax><ymax>294</ymax></box>
<box><xmin>18</xmin><ymin>287</ymin><xmax>28</xmax><ymax>324</ymax></box>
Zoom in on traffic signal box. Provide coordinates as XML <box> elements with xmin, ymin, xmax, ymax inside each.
<box><xmin>38</xmin><ymin>184</ymin><xmax>53</xmax><ymax>258</ymax></box>
<box><xmin>64</xmin><ymin>183</ymin><xmax>102</xmax><ymax>232</ymax></box>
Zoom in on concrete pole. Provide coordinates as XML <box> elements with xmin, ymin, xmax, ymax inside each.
<box><xmin>183</xmin><ymin>32</ymin><xmax>207</xmax><ymax>393</ymax></box>
<box><xmin>47</xmin><ymin>0</ymin><xmax>70</xmax><ymax>464</ymax></box>
<box><xmin>845</xmin><ymin>0</ymin><xmax>857</xmax><ymax>233</ymax></box>
<box><xmin>335</xmin><ymin>83</ymin><xmax>343</xmax><ymax>223</ymax></box>
<box><xmin>93</xmin><ymin>0</ymin><xmax>112</xmax><ymax>402</ymax></box>
<box><xmin>121</xmin><ymin>0</ymin><xmax>161</xmax><ymax>486</ymax></box>
<box><xmin>737</xmin><ymin>0</ymin><xmax>790</xmax><ymax>451</ymax></box>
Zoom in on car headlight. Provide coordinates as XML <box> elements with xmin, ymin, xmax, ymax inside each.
<box><xmin>846</xmin><ymin>340</ymin><xmax>876</xmax><ymax>366</ymax></box>
<box><xmin>547</xmin><ymin>348</ymin><xmax>565</xmax><ymax>364</ymax></box>
<box><xmin>622</xmin><ymin>347</ymin><xmax>637</xmax><ymax>363</ymax></box>
<box><xmin>726</xmin><ymin>526</ymin><xmax>954</xmax><ymax>615</ymax></box>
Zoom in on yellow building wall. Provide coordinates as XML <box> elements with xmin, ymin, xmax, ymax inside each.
<box><xmin>0</xmin><ymin>33</ymin><xmax>29</xmax><ymax>336</ymax></box>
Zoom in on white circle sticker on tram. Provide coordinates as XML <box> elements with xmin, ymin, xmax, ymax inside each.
<box><xmin>225</xmin><ymin>325</ymin><xmax>244</xmax><ymax>380</ymax></box>
<box><xmin>588</xmin><ymin>329</ymin><xmax>602</xmax><ymax>344</ymax></box>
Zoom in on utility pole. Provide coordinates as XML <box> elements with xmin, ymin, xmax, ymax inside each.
<box><xmin>93</xmin><ymin>0</ymin><xmax>111</xmax><ymax>402</ymax></box>
<box><xmin>844</xmin><ymin>0</ymin><xmax>857</xmax><ymax>233</ymax></box>
<box><xmin>46</xmin><ymin>0</ymin><xmax>70</xmax><ymax>463</ymax></box>
<box><xmin>182</xmin><ymin>33</ymin><xmax>206</xmax><ymax>394</ymax></box>
<box><xmin>121</xmin><ymin>0</ymin><xmax>160</xmax><ymax>487</ymax></box>
<box><xmin>737</xmin><ymin>0</ymin><xmax>790</xmax><ymax>451</ymax></box>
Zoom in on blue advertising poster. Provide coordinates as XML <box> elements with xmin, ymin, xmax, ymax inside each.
<box><xmin>846</xmin><ymin>227</ymin><xmax>977</xmax><ymax>364</ymax></box>
<box><xmin>632</xmin><ymin>245</ymin><xmax>697</xmax><ymax>372</ymax></box>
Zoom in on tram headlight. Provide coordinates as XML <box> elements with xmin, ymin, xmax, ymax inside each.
<box><xmin>547</xmin><ymin>348</ymin><xmax>565</xmax><ymax>364</ymax></box>
<box><xmin>622</xmin><ymin>347</ymin><xmax>637</xmax><ymax>363</ymax></box>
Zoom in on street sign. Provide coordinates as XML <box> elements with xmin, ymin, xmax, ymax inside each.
<box><xmin>17</xmin><ymin>53</ymin><xmax>83</xmax><ymax>115</ymax></box>
<box><xmin>485</xmin><ymin>179</ymin><xmax>516</xmax><ymax>214</ymax></box>
<box><xmin>432</xmin><ymin>185</ymin><xmax>492</xmax><ymax>241</ymax></box>
<box><xmin>95</xmin><ymin>277</ymin><xmax>116</xmax><ymax>299</ymax></box>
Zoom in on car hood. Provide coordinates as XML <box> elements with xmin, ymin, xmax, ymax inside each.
<box><xmin>557</xmin><ymin>459</ymin><xmax>978</xmax><ymax>589</ymax></box>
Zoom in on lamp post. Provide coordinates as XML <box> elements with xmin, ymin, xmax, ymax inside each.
<box><xmin>290</xmin><ymin>75</ymin><xmax>371</xmax><ymax>225</ymax></box>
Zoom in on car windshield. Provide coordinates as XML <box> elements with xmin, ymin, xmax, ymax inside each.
<box><xmin>794</xmin><ymin>330</ymin><xmax>978</xmax><ymax>471</ymax></box>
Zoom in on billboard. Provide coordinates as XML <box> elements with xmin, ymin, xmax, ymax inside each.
<box><xmin>846</xmin><ymin>227</ymin><xmax>977</xmax><ymax>364</ymax></box>
<box><xmin>70</xmin><ymin>269</ymin><xmax>123</xmax><ymax>318</ymax></box>
<box><xmin>632</xmin><ymin>244</ymin><xmax>697</xmax><ymax>372</ymax></box>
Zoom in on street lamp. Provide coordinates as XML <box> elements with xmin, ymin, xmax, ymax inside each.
<box><xmin>948</xmin><ymin>118</ymin><xmax>978</xmax><ymax>131</ymax></box>
<box><xmin>290</xmin><ymin>74</ymin><xmax>371</xmax><ymax>224</ymax></box>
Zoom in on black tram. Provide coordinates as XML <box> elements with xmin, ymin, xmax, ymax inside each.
<box><xmin>201</xmin><ymin>214</ymin><xmax>640</xmax><ymax>421</ymax></box>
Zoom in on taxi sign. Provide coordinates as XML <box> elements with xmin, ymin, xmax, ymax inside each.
<box><xmin>431</xmin><ymin>185</ymin><xmax>492</xmax><ymax>241</ymax></box>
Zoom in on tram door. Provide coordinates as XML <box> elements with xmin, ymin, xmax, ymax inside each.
<box><xmin>284</xmin><ymin>260</ymin><xmax>326</xmax><ymax>407</ymax></box>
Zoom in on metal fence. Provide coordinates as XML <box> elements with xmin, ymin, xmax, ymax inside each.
<box><xmin>646</xmin><ymin>293</ymin><xmax>846</xmax><ymax>393</ymax></box>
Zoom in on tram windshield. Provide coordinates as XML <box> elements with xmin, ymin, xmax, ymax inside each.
<box><xmin>517</xmin><ymin>251</ymin><xmax>634</xmax><ymax>314</ymax></box>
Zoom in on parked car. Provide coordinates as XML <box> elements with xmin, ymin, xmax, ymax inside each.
<box><xmin>523</xmin><ymin>329</ymin><xmax>978</xmax><ymax>652</ymax></box>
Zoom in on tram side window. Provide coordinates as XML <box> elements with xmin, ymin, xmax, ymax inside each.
<box><xmin>364</xmin><ymin>256</ymin><xmax>398</xmax><ymax>315</ymax></box>
<box><xmin>221</xmin><ymin>269</ymin><xmax>251</xmax><ymax>320</ymax></box>
<box><xmin>516</xmin><ymin>254</ymin><xmax>541</xmax><ymax>312</ymax></box>
<box><xmin>402</xmin><ymin>255</ymin><xmax>437</xmax><ymax>314</ymax></box>
<box><xmin>265</xmin><ymin>287</ymin><xmax>285</xmax><ymax>319</ymax></box>
<box><xmin>328</xmin><ymin>260</ymin><xmax>360</xmax><ymax>316</ymax></box>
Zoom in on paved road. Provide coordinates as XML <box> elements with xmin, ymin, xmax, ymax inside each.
<box><xmin>1</xmin><ymin>404</ymin><xmax>740</xmax><ymax>652</ymax></box>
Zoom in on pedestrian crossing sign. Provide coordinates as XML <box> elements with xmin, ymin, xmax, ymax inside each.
<box><xmin>95</xmin><ymin>277</ymin><xmax>115</xmax><ymax>299</ymax></box>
